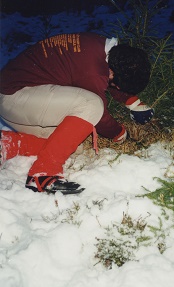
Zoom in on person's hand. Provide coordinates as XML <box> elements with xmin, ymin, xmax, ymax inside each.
<box><xmin>125</xmin><ymin>96</ymin><xmax>154</xmax><ymax>125</ymax></box>
<box><xmin>130</xmin><ymin>104</ymin><xmax>154</xmax><ymax>125</ymax></box>
<box><xmin>113</xmin><ymin>125</ymin><xmax>127</xmax><ymax>144</ymax></box>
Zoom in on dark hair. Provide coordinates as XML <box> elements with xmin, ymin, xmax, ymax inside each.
<box><xmin>108</xmin><ymin>44</ymin><xmax>151</xmax><ymax>94</ymax></box>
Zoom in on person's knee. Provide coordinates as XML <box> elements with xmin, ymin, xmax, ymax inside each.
<box><xmin>88</xmin><ymin>93</ymin><xmax>104</xmax><ymax>125</ymax></box>
<box><xmin>72</xmin><ymin>89</ymin><xmax>104</xmax><ymax>126</ymax></box>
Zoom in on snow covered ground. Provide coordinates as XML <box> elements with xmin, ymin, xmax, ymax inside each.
<box><xmin>0</xmin><ymin>143</ymin><xmax>174</xmax><ymax>287</ymax></box>
<box><xmin>0</xmin><ymin>2</ymin><xmax>174</xmax><ymax>287</ymax></box>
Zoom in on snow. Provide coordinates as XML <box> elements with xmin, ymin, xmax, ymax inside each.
<box><xmin>0</xmin><ymin>143</ymin><xmax>174</xmax><ymax>287</ymax></box>
<box><xmin>0</xmin><ymin>2</ymin><xmax>174</xmax><ymax>287</ymax></box>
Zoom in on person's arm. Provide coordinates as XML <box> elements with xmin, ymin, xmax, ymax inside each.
<box><xmin>95</xmin><ymin>104</ymin><xmax>126</xmax><ymax>141</ymax></box>
<box><xmin>108</xmin><ymin>88</ymin><xmax>154</xmax><ymax>125</ymax></box>
<box><xmin>76</xmin><ymin>76</ymin><xmax>127</xmax><ymax>142</ymax></box>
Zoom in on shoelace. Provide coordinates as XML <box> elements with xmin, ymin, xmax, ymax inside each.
<box><xmin>92</xmin><ymin>126</ymin><xmax>99</xmax><ymax>154</ymax></box>
<box><xmin>34</xmin><ymin>176</ymin><xmax>57</xmax><ymax>192</ymax></box>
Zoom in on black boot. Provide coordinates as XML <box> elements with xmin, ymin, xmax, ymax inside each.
<box><xmin>25</xmin><ymin>175</ymin><xmax>84</xmax><ymax>195</ymax></box>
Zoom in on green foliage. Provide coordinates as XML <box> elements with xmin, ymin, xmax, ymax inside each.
<box><xmin>42</xmin><ymin>202</ymin><xmax>82</xmax><ymax>226</ymax></box>
<box><xmin>61</xmin><ymin>202</ymin><xmax>82</xmax><ymax>226</ymax></box>
<box><xmin>95</xmin><ymin>210</ymin><xmax>173</xmax><ymax>269</ymax></box>
<box><xmin>95</xmin><ymin>212</ymin><xmax>143</xmax><ymax>268</ymax></box>
<box><xmin>141</xmin><ymin>35</ymin><xmax>174</xmax><ymax>128</ymax></box>
<box><xmin>95</xmin><ymin>237</ymin><xmax>136</xmax><ymax>268</ymax></box>
<box><xmin>108</xmin><ymin>0</ymin><xmax>174</xmax><ymax>129</ymax></box>
<box><xmin>140</xmin><ymin>178</ymin><xmax>174</xmax><ymax>210</ymax></box>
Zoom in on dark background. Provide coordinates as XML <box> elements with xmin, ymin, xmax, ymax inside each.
<box><xmin>0</xmin><ymin>0</ymin><xmax>139</xmax><ymax>16</ymax></box>
<box><xmin>1</xmin><ymin>0</ymin><xmax>110</xmax><ymax>16</ymax></box>
<box><xmin>0</xmin><ymin>0</ymin><xmax>173</xmax><ymax>68</ymax></box>
<box><xmin>1</xmin><ymin>0</ymin><xmax>171</xmax><ymax>16</ymax></box>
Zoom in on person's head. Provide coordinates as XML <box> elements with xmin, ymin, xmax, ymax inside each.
<box><xmin>108</xmin><ymin>44</ymin><xmax>151</xmax><ymax>94</ymax></box>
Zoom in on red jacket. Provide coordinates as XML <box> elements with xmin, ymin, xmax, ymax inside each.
<box><xmin>0</xmin><ymin>32</ymin><xmax>134</xmax><ymax>139</ymax></box>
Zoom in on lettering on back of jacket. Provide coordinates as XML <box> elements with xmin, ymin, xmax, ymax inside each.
<box><xmin>39</xmin><ymin>34</ymin><xmax>81</xmax><ymax>58</ymax></box>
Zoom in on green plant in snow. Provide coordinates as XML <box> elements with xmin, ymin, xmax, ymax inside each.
<box><xmin>139</xmin><ymin>178</ymin><xmax>174</xmax><ymax>210</ymax></box>
<box><xmin>95</xmin><ymin>212</ymin><xmax>148</xmax><ymax>268</ymax></box>
<box><xmin>95</xmin><ymin>237</ymin><xmax>136</xmax><ymax>268</ymax></box>
<box><xmin>108</xmin><ymin>153</ymin><xmax>121</xmax><ymax>166</ymax></box>
<box><xmin>95</xmin><ymin>210</ymin><xmax>173</xmax><ymax>269</ymax></box>
<box><xmin>61</xmin><ymin>202</ymin><xmax>82</xmax><ymax>226</ymax></box>
<box><xmin>148</xmin><ymin>216</ymin><xmax>166</xmax><ymax>248</ymax></box>
<box><xmin>92</xmin><ymin>198</ymin><xmax>108</xmax><ymax>210</ymax></box>
<box><xmin>42</xmin><ymin>212</ymin><xmax>59</xmax><ymax>223</ymax></box>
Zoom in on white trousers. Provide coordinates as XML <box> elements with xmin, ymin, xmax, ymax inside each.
<box><xmin>0</xmin><ymin>84</ymin><xmax>104</xmax><ymax>138</ymax></box>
